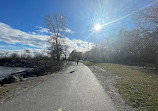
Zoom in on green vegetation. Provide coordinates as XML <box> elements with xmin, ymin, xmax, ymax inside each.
<box><xmin>83</xmin><ymin>61</ymin><xmax>158</xmax><ymax>111</ymax></box>
<box><xmin>0</xmin><ymin>86</ymin><xmax>12</xmax><ymax>97</ymax></box>
<box><xmin>68</xmin><ymin>50</ymin><xmax>84</xmax><ymax>61</ymax></box>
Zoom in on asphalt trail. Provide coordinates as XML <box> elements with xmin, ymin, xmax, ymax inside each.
<box><xmin>0</xmin><ymin>63</ymin><xmax>117</xmax><ymax>111</ymax></box>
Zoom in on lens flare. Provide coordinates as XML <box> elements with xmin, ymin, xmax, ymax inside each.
<box><xmin>93</xmin><ymin>23</ymin><xmax>102</xmax><ymax>32</ymax></box>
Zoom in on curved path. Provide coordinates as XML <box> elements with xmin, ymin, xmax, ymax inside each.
<box><xmin>0</xmin><ymin>63</ymin><xmax>117</xmax><ymax>111</ymax></box>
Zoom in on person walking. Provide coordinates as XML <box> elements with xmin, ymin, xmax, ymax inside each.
<box><xmin>77</xmin><ymin>59</ymin><xmax>79</xmax><ymax>65</ymax></box>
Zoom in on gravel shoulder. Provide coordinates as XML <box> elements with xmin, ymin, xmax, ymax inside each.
<box><xmin>88</xmin><ymin>65</ymin><xmax>135</xmax><ymax>111</ymax></box>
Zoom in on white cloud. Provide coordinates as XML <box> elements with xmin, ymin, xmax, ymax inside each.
<box><xmin>36</xmin><ymin>26</ymin><xmax>74</xmax><ymax>34</ymax></box>
<box><xmin>0</xmin><ymin>22</ymin><xmax>93</xmax><ymax>53</ymax></box>
<box><xmin>64</xmin><ymin>38</ymin><xmax>94</xmax><ymax>52</ymax></box>
<box><xmin>0</xmin><ymin>22</ymin><xmax>49</xmax><ymax>48</ymax></box>
<box><xmin>0</xmin><ymin>49</ymin><xmax>49</xmax><ymax>57</ymax></box>
<box><xmin>36</xmin><ymin>26</ymin><xmax>49</xmax><ymax>34</ymax></box>
<box><xmin>64</xmin><ymin>28</ymin><xmax>74</xmax><ymax>34</ymax></box>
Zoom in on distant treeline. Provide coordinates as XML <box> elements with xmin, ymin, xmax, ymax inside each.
<box><xmin>68</xmin><ymin>50</ymin><xmax>84</xmax><ymax>61</ymax></box>
<box><xmin>84</xmin><ymin>28</ymin><xmax>157</xmax><ymax>63</ymax></box>
<box><xmin>0</xmin><ymin>53</ymin><xmax>62</xmax><ymax>75</ymax></box>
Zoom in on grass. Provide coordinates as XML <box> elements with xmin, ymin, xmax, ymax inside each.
<box><xmin>0</xmin><ymin>85</ymin><xmax>13</xmax><ymax>101</ymax></box>
<box><xmin>83</xmin><ymin>61</ymin><xmax>158</xmax><ymax>111</ymax></box>
<box><xmin>0</xmin><ymin>86</ymin><xmax>12</xmax><ymax>96</ymax></box>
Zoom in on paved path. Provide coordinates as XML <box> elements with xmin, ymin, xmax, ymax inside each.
<box><xmin>0</xmin><ymin>63</ymin><xmax>117</xmax><ymax>111</ymax></box>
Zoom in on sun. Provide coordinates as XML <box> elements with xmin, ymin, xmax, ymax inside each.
<box><xmin>93</xmin><ymin>23</ymin><xmax>102</xmax><ymax>32</ymax></box>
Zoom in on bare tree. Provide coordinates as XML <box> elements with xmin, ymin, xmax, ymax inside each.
<box><xmin>63</xmin><ymin>45</ymin><xmax>69</xmax><ymax>60</ymax></box>
<box><xmin>45</xmin><ymin>13</ymin><xmax>66</xmax><ymax>61</ymax></box>
<box><xmin>25</xmin><ymin>49</ymin><xmax>31</xmax><ymax>59</ymax></box>
<box><xmin>137</xmin><ymin>5</ymin><xmax>158</xmax><ymax>71</ymax></box>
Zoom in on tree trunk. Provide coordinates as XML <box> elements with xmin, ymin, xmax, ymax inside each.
<box><xmin>56</xmin><ymin>37</ymin><xmax>60</xmax><ymax>61</ymax></box>
<box><xmin>155</xmin><ymin>50</ymin><xmax>158</xmax><ymax>72</ymax></box>
<box><xmin>65</xmin><ymin>54</ymin><xmax>66</xmax><ymax>60</ymax></box>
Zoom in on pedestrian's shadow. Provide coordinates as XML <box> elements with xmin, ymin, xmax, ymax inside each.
<box><xmin>69</xmin><ymin>66</ymin><xmax>84</xmax><ymax>73</ymax></box>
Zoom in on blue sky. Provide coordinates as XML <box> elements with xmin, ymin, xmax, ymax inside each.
<box><xmin>0</xmin><ymin>0</ymin><xmax>157</xmax><ymax>54</ymax></box>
